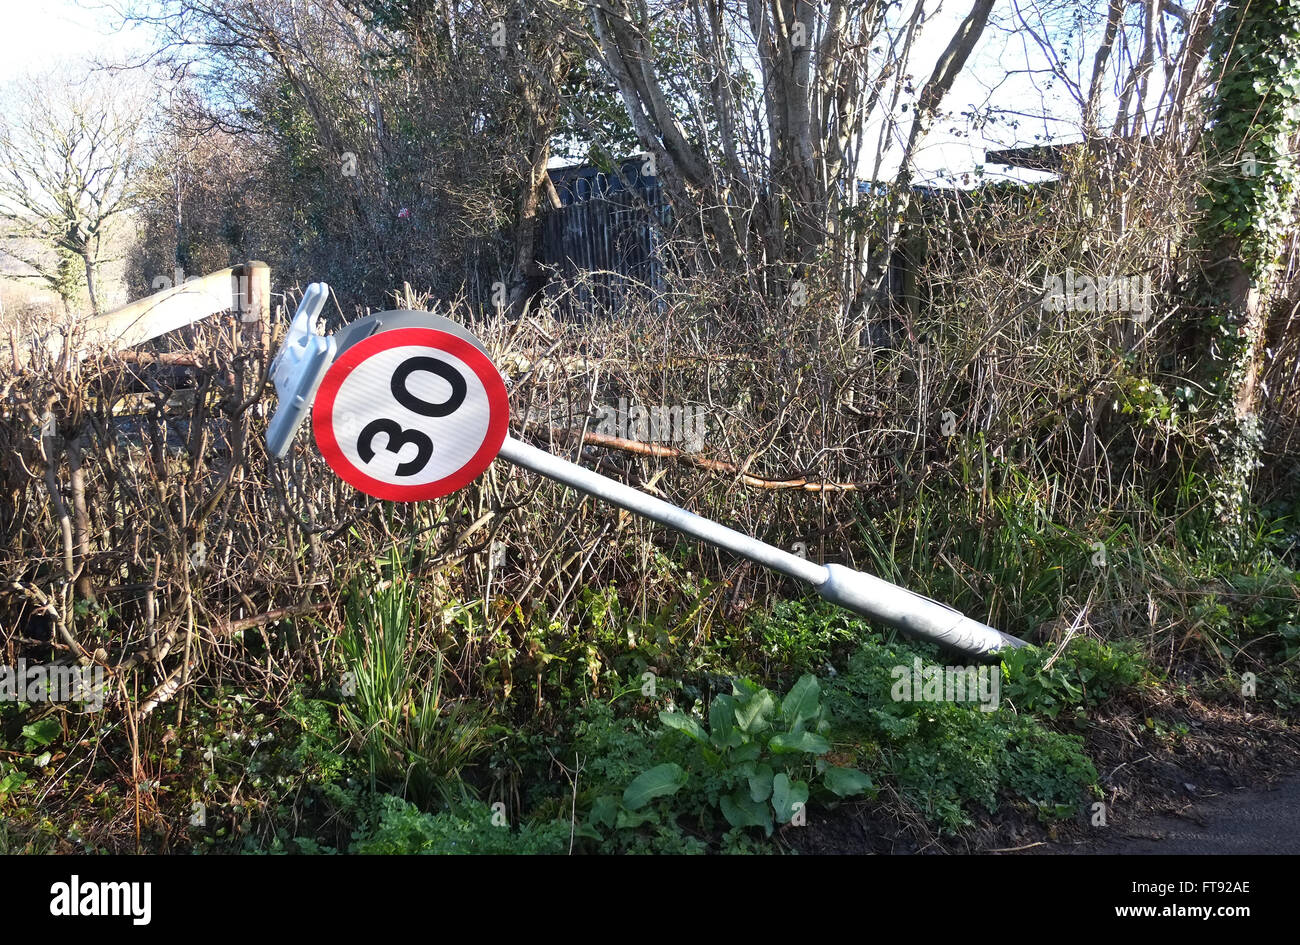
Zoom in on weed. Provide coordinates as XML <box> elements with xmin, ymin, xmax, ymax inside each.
<box><xmin>348</xmin><ymin>795</ymin><xmax>570</xmax><ymax>855</ymax></box>
<box><xmin>825</xmin><ymin>631</ymin><xmax>1102</xmax><ymax>833</ymax></box>
<box><xmin>338</xmin><ymin>574</ymin><xmax>492</xmax><ymax>807</ymax></box>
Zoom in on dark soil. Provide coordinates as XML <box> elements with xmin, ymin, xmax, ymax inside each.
<box><xmin>786</xmin><ymin>686</ymin><xmax>1300</xmax><ymax>855</ymax></box>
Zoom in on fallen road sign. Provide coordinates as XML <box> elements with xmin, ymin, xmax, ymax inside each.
<box><xmin>266</xmin><ymin>289</ymin><xmax>1027</xmax><ymax>657</ymax></box>
<box><xmin>311</xmin><ymin>324</ymin><xmax>508</xmax><ymax>501</ymax></box>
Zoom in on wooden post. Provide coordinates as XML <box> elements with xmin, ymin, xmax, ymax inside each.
<box><xmin>236</xmin><ymin>260</ymin><xmax>272</xmax><ymax>343</ymax></box>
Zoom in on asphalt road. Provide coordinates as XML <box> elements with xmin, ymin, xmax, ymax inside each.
<box><xmin>1087</xmin><ymin>775</ymin><xmax>1300</xmax><ymax>854</ymax></box>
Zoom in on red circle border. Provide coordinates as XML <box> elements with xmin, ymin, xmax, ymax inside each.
<box><xmin>312</xmin><ymin>327</ymin><xmax>508</xmax><ymax>501</ymax></box>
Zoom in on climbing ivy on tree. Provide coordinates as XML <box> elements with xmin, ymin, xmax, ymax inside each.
<box><xmin>1190</xmin><ymin>0</ymin><xmax>1300</xmax><ymax>544</ymax></box>
<box><xmin>1198</xmin><ymin>0</ymin><xmax>1300</xmax><ymax>283</ymax></box>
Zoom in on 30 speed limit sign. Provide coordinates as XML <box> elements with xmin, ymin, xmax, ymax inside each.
<box><xmin>311</xmin><ymin>326</ymin><xmax>508</xmax><ymax>501</ymax></box>
<box><xmin>268</xmin><ymin>285</ymin><xmax>1020</xmax><ymax>657</ymax></box>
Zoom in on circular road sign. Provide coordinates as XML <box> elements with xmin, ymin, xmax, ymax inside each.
<box><xmin>312</xmin><ymin>326</ymin><xmax>508</xmax><ymax>501</ymax></box>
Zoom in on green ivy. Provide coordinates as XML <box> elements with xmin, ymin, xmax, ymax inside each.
<box><xmin>1199</xmin><ymin>0</ymin><xmax>1300</xmax><ymax>283</ymax></box>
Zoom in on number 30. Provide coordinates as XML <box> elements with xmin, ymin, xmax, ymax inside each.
<box><xmin>356</xmin><ymin>356</ymin><xmax>467</xmax><ymax>476</ymax></box>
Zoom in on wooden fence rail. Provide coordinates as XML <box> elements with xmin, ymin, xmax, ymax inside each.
<box><xmin>5</xmin><ymin>260</ymin><xmax>270</xmax><ymax>371</ymax></box>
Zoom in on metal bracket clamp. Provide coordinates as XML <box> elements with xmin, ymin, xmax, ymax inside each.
<box><xmin>266</xmin><ymin>283</ymin><xmax>336</xmax><ymax>459</ymax></box>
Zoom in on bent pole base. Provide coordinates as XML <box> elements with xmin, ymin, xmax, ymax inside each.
<box><xmin>498</xmin><ymin>436</ymin><xmax>1027</xmax><ymax>658</ymax></box>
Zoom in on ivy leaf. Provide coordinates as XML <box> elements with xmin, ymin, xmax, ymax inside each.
<box><xmin>21</xmin><ymin>719</ymin><xmax>60</xmax><ymax>749</ymax></box>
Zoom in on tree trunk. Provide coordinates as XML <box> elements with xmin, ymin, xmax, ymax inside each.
<box><xmin>506</xmin><ymin>133</ymin><xmax>557</xmax><ymax>320</ymax></box>
<box><xmin>1192</xmin><ymin>0</ymin><xmax>1300</xmax><ymax>535</ymax></box>
<box><xmin>81</xmin><ymin>250</ymin><xmax>100</xmax><ymax>315</ymax></box>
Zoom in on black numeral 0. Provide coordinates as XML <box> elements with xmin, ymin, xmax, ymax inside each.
<box><xmin>354</xmin><ymin>355</ymin><xmax>467</xmax><ymax>477</ymax></box>
<box><xmin>392</xmin><ymin>356</ymin><xmax>466</xmax><ymax>417</ymax></box>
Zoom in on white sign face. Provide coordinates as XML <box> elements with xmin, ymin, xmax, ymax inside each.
<box><xmin>312</xmin><ymin>327</ymin><xmax>508</xmax><ymax>501</ymax></box>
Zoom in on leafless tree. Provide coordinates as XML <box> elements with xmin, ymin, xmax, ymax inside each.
<box><xmin>572</xmin><ymin>0</ymin><xmax>999</xmax><ymax>314</ymax></box>
<box><xmin>0</xmin><ymin>67</ymin><xmax>148</xmax><ymax>315</ymax></box>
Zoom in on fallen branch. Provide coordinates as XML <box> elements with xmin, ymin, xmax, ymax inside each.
<box><xmin>535</xmin><ymin>423</ymin><xmax>868</xmax><ymax>492</ymax></box>
<box><xmin>107</xmin><ymin>351</ymin><xmax>207</xmax><ymax>368</ymax></box>
<box><xmin>209</xmin><ymin>603</ymin><xmax>329</xmax><ymax>637</ymax></box>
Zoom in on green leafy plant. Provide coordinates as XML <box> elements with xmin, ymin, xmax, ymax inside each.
<box><xmin>999</xmin><ymin>639</ymin><xmax>1148</xmax><ymax>720</ymax></box>
<box><xmin>589</xmin><ymin>675</ymin><xmax>872</xmax><ymax>838</ymax></box>
<box><xmin>826</xmin><ymin>635</ymin><xmax>1101</xmax><ymax>833</ymax></box>
<box><xmin>348</xmin><ymin>795</ymin><xmax>570</xmax><ymax>855</ymax></box>
<box><xmin>751</xmin><ymin>599</ymin><xmax>860</xmax><ymax>672</ymax></box>
<box><xmin>20</xmin><ymin>718</ymin><xmax>60</xmax><ymax>751</ymax></box>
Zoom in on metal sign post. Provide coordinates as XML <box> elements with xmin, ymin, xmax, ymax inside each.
<box><xmin>268</xmin><ymin>286</ymin><xmax>1026</xmax><ymax>658</ymax></box>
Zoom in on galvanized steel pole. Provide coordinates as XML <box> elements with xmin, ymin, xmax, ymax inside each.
<box><xmin>498</xmin><ymin>436</ymin><xmax>1026</xmax><ymax>658</ymax></box>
